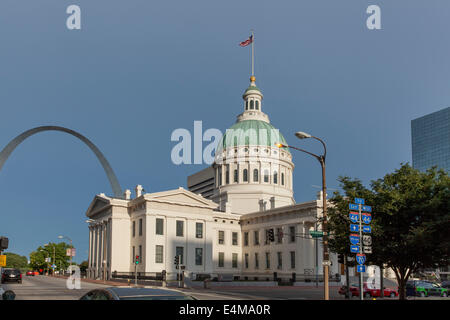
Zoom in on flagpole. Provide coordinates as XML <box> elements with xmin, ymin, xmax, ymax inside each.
<box><xmin>251</xmin><ymin>30</ymin><xmax>254</xmax><ymax>77</ymax></box>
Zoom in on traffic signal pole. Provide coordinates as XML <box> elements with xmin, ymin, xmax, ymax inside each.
<box><xmin>359</xmin><ymin>203</ymin><xmax>363</xmax><ymax>301</ymax></box>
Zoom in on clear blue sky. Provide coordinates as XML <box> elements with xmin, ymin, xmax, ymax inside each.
<box><xmin>1</xmin><ymin>0</ymin><xmax>449</xmax><ymax>262</ymax></box>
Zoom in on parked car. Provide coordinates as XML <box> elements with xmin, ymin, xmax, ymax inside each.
<box><xmin>338</xmin><ymin>283</ymin><xmax>398</xmax><ymax>298</ymax></box>
<box><xmin>407</xmin><ymin>280</ymin><xmax>448</xmax><ymax>297</ymax></box>
<box><xmin>440</xmin><ymin>281</ymin><xmax>450</xmax><ymax>289</ymax></box>
<box><xmin>33</xmin><ymin>271</ymin><xmax>40</xmax><ymax>276</ymax></box>
<box><xmin>26</xmin><ymin>271</ymin><xmax>34</xmax><ymax>276</ymax></box>
<box><xmin>1</xmin><ymin>268</ymin><xmax>22</xmax><ymax>284</ymax></box>
<box><xmin>79</xmin><ymin>287</ymin><xmax>196</xmax><ymax>300</ymax></box>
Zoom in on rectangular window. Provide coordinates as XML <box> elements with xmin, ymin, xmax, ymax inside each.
<box><xmin>176</xmin><ymin>246</ymin><xmax>184</xmax><ymax>265</ymax></box>
<box><xmin>244</xmin><ymin>232</ymin><xmax>249</xmax><ymax>246</ymax></box>
<box><xmin>232</xmin><ymin>253</ymin><xmax>238</xmax><ymax>268</ymax></box>
<box><xmin>139</xmin><ymin>218</ymin><xmax>143</xmax><ymax>236</ymax></box>
<box><xmin>254</xmin><ymin>230</ymin><xmax>259</xmax><ymax>245</ymax></box>
<box><xmin>244</xmin><ymin>253</ymin><xmax>249</xmax><ymax>269</ymax></box>
<box><xmin>195</xmin><ymin>248</ymin><xmax>203</xmax><ymax>266</ymax></box>
<box><xmin>132</xmin><ymin>246</ymin><xmax>135</xmax><ymax>263</ymax></box>
<box><xmin>276</xmin><ymin>227</ymin><xmax>283</xmax><ymax>244</ymax></box>
<box><xmin>277</xmin><ymin>252</ymin><xmax>282</xmax><ymax>270</ymax></box>
<box><xmin>156</xmin><ymin>218</ymin><xmax>164</xmax><ymax>235</ymax></box>
<box><xmin>132</xmin><ymin>221</ymin><xmax>136</xmax><ymax>238</ymax></box>
<box><xmin>265</xmin><ymin>252</ymin><xmax>271</xmax><ymax>269</ymax></box>
<box><xmin>265</xmin><ymin>229</ymin><xmax>270</xmax><ymax>244</ymax></box>
<box><xmin>218</xmin><ymin>230</ymin><xmax>225</xmax><ymax>244</ymax></box>
<box><xmin>176</xmin><ymin>220</ymin><xmax>184</xmax><ymax>237</ymax></box>
<box><xmin>255</xmin><ymin>253</ymin><xmax>259</xmax><ymax>269</ymax></box>
<box><xmin>155</xmin><ymin>245</ymin><xmax>163</xmax><ymax>263</ymax></box>
<box><xmin>218</xmin><ymin>252</ymin><xmax>224</xmax><ymax>267</ymax></box>
<box><xmin>232</xmin><ymin>232</ymin><xmax>238</xmax><ymax>245</ymax></box>
<box><xmin>196</xmin><ymin>223</ymin><xmax>203</xmax><ymax>238</ymax></box>
<box><xmin>290</xmin><ymin>251</ymin><xmax>296</xmax><ymax>269</ymax></box>
<box><xmin>139</xmin><ymin>245</ymin><xmax>142</xmax><ymax>262</ymax></box>
<box><xmin>289</xmin><ymin>226</ymin><xmax>296</xmax><ymax>242</ymax></box>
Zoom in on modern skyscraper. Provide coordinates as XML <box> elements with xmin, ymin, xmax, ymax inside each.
<box><xmin>411</xmin><ymin>107</ymin><xmax>450</xmax><ymax>172</ymax></box>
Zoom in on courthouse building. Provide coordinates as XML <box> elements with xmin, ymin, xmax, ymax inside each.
<box><xmin>86</xmin><ymin>75</ymin><xmax>340</xmax><ymax>281</ymax></box>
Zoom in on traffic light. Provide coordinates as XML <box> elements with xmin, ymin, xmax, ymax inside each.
<box><xmin>268</xmin><ymin>229</ymin><xmax>275</xmax><ymax>242</ymax></box>
<box><xmin>174</xmin><ymin>255</ymin><xmax>180</xmax><ymax>266</ymax></box>
<box><xmin>338</xmin><ymin>254</ymin><xmax>344</xmax><ymax>264</ymax></box>
<box><xmin>0</xmin><ymin>237</ymin><xmax>9</xmax><ymax>250</ymax></box>
<box><xmin>135</xmin><ymin>255</ymin><xmax>140</xmax><ymax>264</ymax></box>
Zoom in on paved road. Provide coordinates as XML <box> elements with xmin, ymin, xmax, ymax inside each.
<box><xmin>1</xmin><ymin>275</ymin><xmax>110</xmax><ymax>300</ymax></box>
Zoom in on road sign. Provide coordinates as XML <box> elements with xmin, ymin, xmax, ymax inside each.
<box><xmin>71</xmin><ymin>248</ymin><xmax>76</xmax><ymax>257</ymax></box>
<box><xmin>349</xmin><ymin>203</ymin><xmax>359</xmax><ymax>211</ymax></box>
<box><xmin>354</xmin><ymin>198</ymin><xmax>365</xmax><ymax>205</ymax></box>
<box><xmin>362</xmin><ymin>225</ymin><xmax>372</xmax><ymax>233</ymax></box>
<box><xmin>349</xmin><ymin>234</ymin><xmax>360</xmax><ymax>245</ymax></box>
<box><xmin>51</xmin><ymin>264</ymin><xmax>56</xmax><ymax>269</ymax></box>
<box><xmin>362</xmin><ymin>213</ymin><xmax>372</xmax><ymax>224</ymax></box>
<box><xmin>350</xmin><ymin>245</ymin><xmax>360</xmax><ymax>253</ymax></box>
<box><xmin>362</xmin><ymin>235</ymin><xmax>372</xmax><ymax>246</ymax></box>
<box><xmin>350</xmin><ymin>224</ymin><xmax>359</xmax><ymax>232</ymax></box>
<box><xmin>363</xmin><ymin>246</ymin><xmax>372</xmax><ymax>254</ymax></box>
<box><xmin>362</xmin><ymin>205</ymin><xmax>372</xmax><ymax>212</ymax></box>
<box><xmin>310</xmin><ymin>231</ymin><xmax>323</xmax><ymax>238</ymax></box>
<box><xmin>357</xmin><ymin>265</ymin><xmax>366</xmax><ymax>273</ymax></box>
<box><xmin>322</xmin><ymin>260</ymin><xmax>331</xmax><ymax>266</ymax></box>
<box><xmin>0</xmin><ymin>255</ymin><xmax>6</xmax><ymax>267</ymax></box>
<box><xmin>66</xmin><ymin>249</ymin><xmax>71</xmax><ymax>256</ymax></box>
<box><xmin>349</xmin><ymin>212</ymin><xmax>359</xmax><ymax>223</ymax></box>
<box><xmin>356</xmin><ymin>253</ymin><xmax>366</xmax><ymax>265</ymax></box>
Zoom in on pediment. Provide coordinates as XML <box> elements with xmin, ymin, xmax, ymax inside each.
<box><xmin>146</xmin><ymin>188</ymin><xmax>216</xmax><ymax>209</ymax></box>
<box><xmin>85</xmin><ymin>196</ymin><xmax>111</xmax><ymax>217</ymax></box>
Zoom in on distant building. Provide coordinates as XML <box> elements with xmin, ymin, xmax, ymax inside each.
<box><xmin>411</xmin><ymin>107</ymin><xmax>450</xmax><ymax>172</ymax></box>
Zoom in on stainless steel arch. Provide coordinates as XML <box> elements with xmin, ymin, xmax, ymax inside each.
<box><xmin>0</xmin><ymin>126</ymin><xmax>122</xmax><ymax>198</ymax></box>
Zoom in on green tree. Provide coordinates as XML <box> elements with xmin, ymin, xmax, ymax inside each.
<box><xmin>4</xmin><ymin>252</ymin><xmax>28</xmax><ymax>269</ymax></box>
<box><xmin>79</xmin><ymin>260</ymin><xmax>88</xmax><ymax>273</ymax></box>
<box><xmin>29</xmin><ymin>242</ymin><xmax>72</xmax><ymax>274</ymax></box>
<box><xmin>327</xmin><ymin>164</ymin><xmax>450</xmax><ymax>300</ymax></box>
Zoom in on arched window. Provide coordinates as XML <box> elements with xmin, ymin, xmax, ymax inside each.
<box><xmin>243</xmin><ymin>169</ymin><xmax>248</xmax><ymax>182</ymax></box>
<box><xmin>245</xmin><ymin>101</ymin><xmax>249</xmax><ymax>110</ymax></box>
<box><xmin>218</xmin><ymin>167</ymin><xmax>222</xmax><ymax>186</ymax></box>
<box><xmin>264</xmin><ymin>170</ymin><xmax>269</xmax><ymax>183</ymax></box>
<box><xmin>234</xmin><ymin>169</ymin><xmax>238</xmax><ymax>183</ymax></box>
<box><xmin>253</xmin><ymin>169</ymin><xmax>259</xmax><ymax>182</ymax></box>
<box><xmin>273</xmin><ymin>171</ymin><xmax>278</xmax><ymax>184</ymax></box>
<box><xmin>250</xmin><ymin>100</ymin><xmax>254</xmax><ymax>109</ymax></box>
<box><xmin>281</xmin><ymin>173</ymin><xmax>285</xmax><ymax>186</ymax></box>
<box><xmin>226</xmin><ymin>165</ymin><xmax>230</xmax><ymax>184</ymax></box>
<box><xmin>255</xmin><ymin>100</ymin><xmax>259</xmax><ymax>110</ymax></box>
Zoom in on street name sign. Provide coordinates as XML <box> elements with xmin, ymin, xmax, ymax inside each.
<box><xmin>361</xmin><ymin>213</ymin><xmax>372</xmax><ymax>224</ymax></box>
<box><xmin>362</xmin><ymin>225</ymin><xmax>372</xmax><ymax>233</ymax></box>
<box><xmin>350</xmin><ymin>224</ymin><xmax>359</xmax><ymax>232</ymax></box>
<box><xmin>356</xmin><ymin>254</ymin><xmax>366</xmax><ymax>265</ymax></box>
<box><xmin>357</xmin><ymin>265</ymin><xmax>366</xmax><ymax>273</ymax></box>
<box><xmin>310</xmin><ymin>231</ymin><xmax>323</xmax><ymax>238</ymax></box>
<box><xmin>349</xmin><ymin>212</ymin><xmax>359</xmax><ymax>223</ymax></box>
<box><xmin>354</xmin><ymin>198</ymin><xmax>365</xmax><ymax>205</ymax></box>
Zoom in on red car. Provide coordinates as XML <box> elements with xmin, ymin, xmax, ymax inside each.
<box><xmin>339</xmin><ymin>283</ymin><xmax>398</xmax><ymax>298</ymax></box>
<box><xmin>26</xmin><ymin>271</ymin><xmax>34</xmax><ymax>276</ymax></box>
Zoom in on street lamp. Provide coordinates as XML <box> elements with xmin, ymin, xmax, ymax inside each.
<box><xmin>276</xmin><ymin>132</ymin><xmax>330</xmax><ymax>300</ymax></box>
<box><xmin>58</xmin><ymin>235</ymin><xmax>73</xmax><ymax>274</ymax></box>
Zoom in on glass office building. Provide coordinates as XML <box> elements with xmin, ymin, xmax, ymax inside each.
<box><xmin>411</xmin><ymin>107</ymin><xmax>450</xmax><ymax>172</ymax></box>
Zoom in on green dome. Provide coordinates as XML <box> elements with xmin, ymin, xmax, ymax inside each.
<box><xmin>216</xmin><ymin>120</ymin><xmax>290</xmax><ymax>154</ymax></box>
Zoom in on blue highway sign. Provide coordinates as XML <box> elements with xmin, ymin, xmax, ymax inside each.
<box><xmin>357</xmin><ymin>265</ymin><xmax>366</xmax><ymax>273</ymax></box>
<box><xmin>362</xmin><ymin>225</ymin><xmax>372</xmax><ymax>233</ymax></box>
<box><xmin>349</xmin><ymin>203</ymin><xmax>359</xmax><ymax>211</ymax></box>
<box><xmin>350</xmin><ymin>224</ymin><xmax>359</xmax><ymax>232</ymax></box>
<box><xmin>350</xmin><ymin>245</ymin><xmax>360</xmax><ymax>253</ymax></box>
<box><xmin>356</xmin><ymin>254</ymin><xmax>366</xmax><ymax>265</ymax></box>
<box><xmin>362</xmin><ymin>205</ymin><xmax>372</xmax><ymax>212</ymax></box>
<box><xmin>349</xmin><ymin>212</ymin><xmax>359</xmax><ymax>223</ymax></box>
<box><xmin>354</xmin><ymin>198</ymin><xmax>365</xmax><ymax>205</ymax></box>
<box><xmin>349</xmin><ymin>234</ymin><xmax>360</xmax><ymax>245</ymax></box>
<box><xmin>362</xmin><ymin>213</ymin><xmax>372</xmax><ymax>224</ymax></box>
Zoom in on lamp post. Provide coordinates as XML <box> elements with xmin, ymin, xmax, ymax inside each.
<box><xmin>276</xmin><ymin>131</ymin><xmax>330</xmax><ymax>300</ymax></box>
<box><xmin>58</xmin><ymin>235</ymin><xmax>73</xmax><ymax>274</ymax></box>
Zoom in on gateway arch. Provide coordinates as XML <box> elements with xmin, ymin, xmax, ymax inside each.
<box><xmin>0</xmin><ymin>126</ymin><xmax>122</xmax><ymax>198</ymax></box>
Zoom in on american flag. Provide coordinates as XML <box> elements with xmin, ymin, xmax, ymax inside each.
<box><xmin>239</xmin><ymin>35</ymin><xmax>253</xmax><ymax>47</ymax></box>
